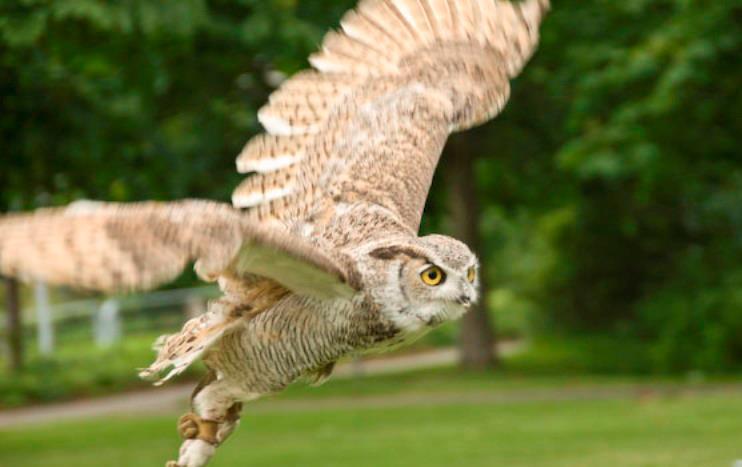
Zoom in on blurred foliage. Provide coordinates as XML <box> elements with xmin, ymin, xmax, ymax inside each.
<box><xmin>0</xmin><ymin>332</ymin><xmax>203</xmax><ymax>408</ymax></box>
<box><xmin>446</xmin><ymin>0</ymin><xmax>742</xmax><ymax>373</ymax></box>
<box><xmin>0</xmin><ymin>0</ymin><xmax>354</xmax><ymax>207</ymax></box>
<box><xmin>1</xmin><ymin>0</ymin><xmax>740</xmax><ymax>374</ymax></box>
<box><xmin>504</xmin><ymin>335</ymin><xmax>654</xmax><ymax>375</ymax></box>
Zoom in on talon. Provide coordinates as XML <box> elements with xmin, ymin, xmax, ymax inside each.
<box><xmin>165</xmin><ymin>461</ymin><xmax>181</xmax><ymax>467</ymax></box>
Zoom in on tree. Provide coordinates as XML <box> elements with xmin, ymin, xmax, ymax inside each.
<box><xmin>445</xmin><ymin>135</ymin><xmax>497</xmax><ymax>369</ymax></box>
<box><xmin>0</xmin><ymin>1</ymin><xmax>331</xmax><ymax>210</ymax></box>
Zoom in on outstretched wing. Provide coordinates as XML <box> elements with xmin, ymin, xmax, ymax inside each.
<box><xmin>233</xmin><ymin>0</ymin><xmax>549</xmax><ymax>232</ymax></box>
<box><xmin>0</xmin><ymin>200</ymin><xmax>356</xmax><ymax>298</ymax></box>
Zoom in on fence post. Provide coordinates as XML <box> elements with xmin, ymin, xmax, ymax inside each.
<box><xmin>184</xmin><ymin>295</ymin><xmax>207</xmax><ymax>320</ymax></box>
<box><xmin>4</xmin><ymin>277</ymin><xmax>23</xmax><ymax>372</ymax></box>
<box><xmin>94</xmin><ymin>298</ymin><xmax>121</xmax><ymax>348</ymax></box>
<box><xmin>34</xmin><ymin>281</ymin><xmax>54</xmax><ymax>355</ymax></box>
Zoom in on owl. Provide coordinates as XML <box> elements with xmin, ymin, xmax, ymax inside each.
<box><xmin>0</xmin><ymin>0</ymin><xmax>549</xmax><ymax>465</ymax></box>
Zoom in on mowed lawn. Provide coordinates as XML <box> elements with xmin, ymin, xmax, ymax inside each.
<box><xmin>1</xmin><ymin>370</ymin><xmax>741</xmax><ymax>467</ymax></box>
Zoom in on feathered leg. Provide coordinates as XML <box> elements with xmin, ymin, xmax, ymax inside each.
<box><xmin>166</xmin><ymin>371</ymin><xmax>244</xmax><ymax>467</ymax></box>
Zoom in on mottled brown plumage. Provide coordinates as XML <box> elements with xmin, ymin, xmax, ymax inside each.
<box><xmin>0</xmin><ymin>1</ymin><xmax>549</xmax><ymax>466</ymax></box>
<box><xmin>0</xmin><ymin>200</ymin><xmax>354</xmax><ymax>296</ymax></box>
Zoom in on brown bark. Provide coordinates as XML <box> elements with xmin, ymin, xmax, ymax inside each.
<box><xmin>445</xmin><ymin>136</ymin><xmax>497</xmax><ymax>370</ymax></box>
<box><xmin>4</xmin><ymin>277</ymin><xmax>23</xmax><ymax>373</ymax></box>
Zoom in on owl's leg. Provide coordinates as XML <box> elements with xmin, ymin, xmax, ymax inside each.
<box><xmin>166</xmin><ymin>372</ymin><xmax>244</xmax><ymax>467</ymax></box>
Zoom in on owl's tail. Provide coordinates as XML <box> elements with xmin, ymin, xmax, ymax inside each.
<box><xmin>139</xmin><ymin>280</ymin><xmax>288</xmax><ymax>385</ymax></box>
<box><xmin>138</xmin><ymin>306</ymin><xmax>236</xmax><ymax>385</ymax></box>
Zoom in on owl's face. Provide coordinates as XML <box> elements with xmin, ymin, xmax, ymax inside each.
<box><xmin>368</xmin><ymin>234</ymin><xmax>479</xmax><ymax>333</ymax></box>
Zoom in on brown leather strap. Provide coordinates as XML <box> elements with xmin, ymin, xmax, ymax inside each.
<box><xmin>178</xmin><ymin>413</ymin><xmax>219</xmax><ymax>445</ymax></box>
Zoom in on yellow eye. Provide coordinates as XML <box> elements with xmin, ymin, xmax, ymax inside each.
<box><xmin>467</xmin><ymin>267</ymin><xmax>476</xmax><ymax>283</ymax></box>
<box><xmin>421</xmin><ymin>266</ymin><xmax>445</xmax><ymax>286</ymax></box>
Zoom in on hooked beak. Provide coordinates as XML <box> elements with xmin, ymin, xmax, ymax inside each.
<box><xmin>456</xmin><ymin>295</ymin><xmax>472</xmax><ymax>308</ymax></box>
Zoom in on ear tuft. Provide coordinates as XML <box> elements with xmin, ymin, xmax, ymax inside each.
<box><xmin>369</xmin><ymin>245</ymin><xmax>429</xmax><ymax>261</ymax></box>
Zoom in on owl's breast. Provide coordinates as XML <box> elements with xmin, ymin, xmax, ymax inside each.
<box><xmin>206</xmin><ymin>293</ymin><xmax>400</xmax><ymax>393</ymax></box>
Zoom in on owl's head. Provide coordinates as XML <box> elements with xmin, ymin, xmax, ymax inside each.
<box><xmin>367</xmin><ymin>234</ymin><xmax>479</xmax><ymax>333</ymax></box>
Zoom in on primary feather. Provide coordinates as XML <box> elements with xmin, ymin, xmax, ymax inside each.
<box><xmin>235</xmin><ymin>0</ymin><xmax>549</xmax><ymax>232</ymax></box>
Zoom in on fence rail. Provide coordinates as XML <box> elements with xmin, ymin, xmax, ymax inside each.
<box><xmin>1</xmin><ymin>285</ymin><xmax>221</xmax><ymax>355</ymax></box>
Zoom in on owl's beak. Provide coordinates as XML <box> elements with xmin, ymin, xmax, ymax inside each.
<box><xmin>456</xmin><ymin>295</ymin><xmax>472</xmax><ymax>308</ymax></box>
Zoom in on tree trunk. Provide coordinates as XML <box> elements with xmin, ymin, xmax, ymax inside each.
<box><xmin>5</xmin><ymin>277</ymin><xmax>23</xmax><ymax>373</ymax></box>
<box><xmin>445</xmin><ymin>136</ymin><xmax>497</xmax><ymax>370</ymax></box>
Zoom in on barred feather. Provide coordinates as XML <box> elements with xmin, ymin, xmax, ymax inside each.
<box><xmin>140</xmin><ymin>281</ymin><xmax>289</xmax><ymax>384</ymax></box>
<box><xmin>236</xmin><ymin>134</ymin><xmax>311</xmax><ymax>173</ymax></box>
<box><xmin>232</xmin><ymin>169</ymin><xmax>298</xmax><ymax>208</ymax></box>
<box><xmin>234</xmin><ymin>0</ymin><xmax>550</xmax><ymax>230</ymax></box>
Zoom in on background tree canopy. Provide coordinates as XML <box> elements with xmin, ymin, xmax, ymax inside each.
<box><xmin>1</xmin><ymin>0</ymin><xmax>740</xmax><ymax>373</ymax></box>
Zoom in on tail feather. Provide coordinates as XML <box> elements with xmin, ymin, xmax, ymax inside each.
<box><xmin>140</xmin><ymin>281</ymin><xmax>289</xmax><ymax>385</ymax></box>
<box><xmin>139</xmin><ymin>303</ymin><xmax>238</xmax><ymax>385</ymax></box>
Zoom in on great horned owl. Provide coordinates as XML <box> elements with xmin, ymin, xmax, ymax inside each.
<box><xmin>0</xmin><ymin>0</ymin><xmax>549</xmax><ymax>465</ymax></box>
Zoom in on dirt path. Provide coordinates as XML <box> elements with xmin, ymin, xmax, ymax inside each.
<box><xmin>2</xmin><ymin>377</ymin><xmax>740</xmax><ymax>430</ymax></box>
<box><xmin>0</xmin><ymin>343</ymin><xmax>526</xmax><ymax>428</ymax></box>
<box><xmin>1</xmin><ymin>344</ymin><xmax>520</xmax><ymax>429</ymax></box>
<box><xmin>0</xmin><ymin>384</ymin><xmax>192</xmax><ymax>428</ymax></box>
<box><xmin>2</xmin><ymin>342</ymin><xmax>739</xmax><ymax>429</ymax></box>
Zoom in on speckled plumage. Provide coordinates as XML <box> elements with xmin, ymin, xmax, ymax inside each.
<box><xmin>0</xmin><ymin>1</ymin><xmax>549</xmax><ymax>465</ymax></box>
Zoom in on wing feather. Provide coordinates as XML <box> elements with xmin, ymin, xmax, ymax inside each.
<box><xmin>0</xmin><ymin>201</ymin><xmax>357</xmax><ymax>298</ymax></box>
<box><xmin>340</xmin><ymin>9</ymin><xmax>405</xmax><ymax>57</ymax></box>
<box><xmin>140</xmin><ymin>281</ymin><xmax>289</xmax><ymax>384</ymax></box>
<box><xmin>236</xmin><ymin>134</ymin><xmax>310</xmax><ymax>174</ymax></box>
<box><xmin>424</xmin><ymin>0</ymin><xmax>454</xmax><ymax>40</ymax></box>
<box><xmin>234</xmin><ymin>0</ymin><xmax>549</xmax><ymax>232</ymax></box>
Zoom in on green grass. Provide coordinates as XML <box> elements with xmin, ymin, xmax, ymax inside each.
<box><xmin>0</xmin><ymin>320</ymin><xmax>459</xmax><ymax>409</ymax></box>
<box><xmin>2</xmin><ymin>330</ymin><xmax>738</xmax><ymax>409</ymax></box>
<box><xmin>4</xmin><ymin>327</ymin><xmax>741</xmax><ymax>411</ymax></box>
<box><xmin>276</xmin><ymin>367</ymin><xmax>664</xmax><ymax>401</ymax></box>
<box><xmin>0</xmin><ymin>332</ymin><xmax>206</xmax><ymax>408</ymax></box>
<box><xmin>2</xmin><ymin>371</ymin><xmax>741</xmax><ymax>467</ymax></box>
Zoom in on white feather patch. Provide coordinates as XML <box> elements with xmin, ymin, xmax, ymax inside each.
<box><xmin>232</xmin><ymin>186</ymin><xmax>294</xmax><ymax>208</ymax></box>
<box><xmin>236</xmin><ymin>154</ymin><xmax>302</xmax><ymax>174</ymax></box>
<box><xmin>309</xmin><ymin>53</ymin><xmax>351</xmax><ymax>74</ymax></box>
<box><xmin>340</xmin><ymin>18</ymin><xmax>367</xmax><ymax>42</ymax></box>
<box><xmin>258</xmin><ymin>109</ymin><xmax>319</xmax><ymax>136</ymax></box>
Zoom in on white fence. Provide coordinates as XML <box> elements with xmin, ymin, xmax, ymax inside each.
<box><xmin>2</xmin><ymin>285</ymin><xmax>221</xmax><ymax>354</ymax></box>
